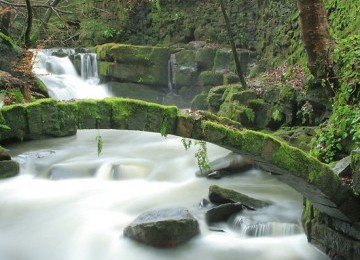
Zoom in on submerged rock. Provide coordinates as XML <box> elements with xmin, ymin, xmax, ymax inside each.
<box><xmin>205</xmin><ymin>202</ymin><xmax>245</xmax><ymax>224</ymax></box>
<box><xmin>123</xmin><ymin>207</ymin><xmax>200</xmax><ymax>248</ymax></box>
<box><xmin>209</xmin><ymin>185</ymin><xmax>272</xmax><ymax>208</ymax></box>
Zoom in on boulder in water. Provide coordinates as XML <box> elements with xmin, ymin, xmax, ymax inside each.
<box><xmin>205</xmin><ymin>202</ymin><xmax>245</xmax><ymax>224</ymax></box>
<box><xmin>209</xmin><ymin>185</ymin><xmax>272</xmax><ymax>208</ymax></box>
<box><xmin>0</xmin><ymin>160</ymin><xmax>19</xmax><ymax>178</ymax></box>
<box><xmin>124</xmin><ymin>207</ymin><xmax>200</xmax><ymax>248</ymax></box>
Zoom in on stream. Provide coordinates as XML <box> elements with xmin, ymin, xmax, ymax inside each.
<box><xmin>0</xmin><ymin>130</ymin><xmax>328</xmax><ymax>260</ymax></box>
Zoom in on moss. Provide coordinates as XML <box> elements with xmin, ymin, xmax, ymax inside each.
<box><xmin>199</xmin><ymin>71</ymin><xmax>223</xmax><ymax>87</ymax></box>
<box><xmin>191</xmin><ymin>94</ymin><xmax>209</xmax><ymax>111</ymax></box>
<box><xmin>213</xmin><ymin>48</ymin><xmax>234</xmax><ymax>72</ymax></box>
<box><xmin>195</xmin><ymin>48</ymin><xmax>216</xmax><ymax>70</ymax></box>
<box><xmin>104</xmin><ymin>97</ymin><xmax>178</xmax><ymax>133</ymax></box>
<box><xmin>1</xmin><ymin>104</ymin><xmax>27</xmax><ymax>141</ymax></box>
<box><xmin>229</xmin><ymin>90</ymin><xmax>258</xmax><ymax>104</ymax></box>
<box><xmin>201</xmin><ymin>120</ymin><xmax>228</xmax><ymax>143</ymax></box>
<box><xmin>270</xmin><ymin>143</ymin><xmax>312</xmax><ymax>178</ymax></box>
<box><xmin>209</xmin><ymin>184</ymin><xmax>272</xmax><ymax>208</ymax></box>
<box><xmin>77</xmin><ymin>99</ymin><xmax>112</xmax><ymax>129</ymax></box>
<box><xmin>223</xmin><ymin>73</ymin><xmax>239</xmax><ymax>85</ymax></box>
<box><xmin>56</xmin><ymin>102</ymin><xmax>78</xmax><ymax>137</ymax></box>
<box><xmin>96</xmin><ymin>43</ymin><xmax>172</xmax><ymax>86</ymax></box>
<box><xmin>34</xmin><ymin>77</ymin><xmax>49</xmax><ymax>96</ymax></box>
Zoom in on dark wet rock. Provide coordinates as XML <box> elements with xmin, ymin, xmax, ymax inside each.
<box><xmin>0</xmin><ymin>146</ymin><xmax>11</xmax><ymax>161</ymax></box>
<box><xmin>51</xmin><ymin>49</ymin><xmax>68</xmax><ymax>57</ymax></box>
<box><xmin>0</xmin><ymin>160</ymin><xmax>19</xmax><ymax>178</ymax></box>
<box><xmin>332</xmin><ymin>156</ymin><xmax>351</xmax><ymax>178</ymax></box>
<box><xmin>209</xmin><ymin>185</ymin><xmax>272</xmax><ymax>208</ymax></box>
<box><xmin>196</xmin><ymin>152</ymin><xmax>253</xmax><ymax>177</ymax></box>
<box><xmin>351</xmin><ymin>149</ymin><xmax>360</xmax><ymax>194</ymax></box>
<box><xmin>123</xmin><ymin>207</ymin><xmax>200</xmax><ymax>248</ymax></box>
<box><xmin>205</xmin><ymin>202</ymin><xmax>244</xmax><ymax>224</ymax></box>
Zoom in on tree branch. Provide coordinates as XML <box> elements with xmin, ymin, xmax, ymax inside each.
<box><xmin>0</xmin><ymin>0</ymin><xmax>72</xmax><ymax>14</ymax></box>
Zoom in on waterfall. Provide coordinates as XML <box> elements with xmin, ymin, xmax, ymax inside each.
<box><xmin>80</xmin><ymin>53</ymin><xmax>99</xmax><ymax>84</ymax></box>
<box><xmin>229</xmin><ymin>210</ymin><xmax>303</xmax><ymax>237</ymax></box>
<box><xmin>167</xmin><ymin>53</ymin><xmax>176</xmax><ymax>93</ymax></box>
<box><xmin>32</xmin><ymin>49</ymin><xmax>111</xmax><ymax>101</ymax></box>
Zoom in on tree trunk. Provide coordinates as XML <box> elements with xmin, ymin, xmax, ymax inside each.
<box><xmin>218</xmin><ymin>0</ymin><xmax>247</xmax><ymax>89</ymax></box>
<box><xmin>297</xmin><ymin>0</ymin><xmax>336</xmax><ymax>89</ymax></box>
<box><xmin>24</xmin><ymin>0</ymin><xmax>32</xmax><ymax>48</ymax></box>
<box><xmin>43</xmin><ymin>0</ymin><xmax>62</xmax><ymax>26</ymax></box>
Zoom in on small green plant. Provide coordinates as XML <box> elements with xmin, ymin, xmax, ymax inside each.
<box><xmin>272</xmin><ymin>108</ymin><xmax>282</xmax><ymax>122</ymax></box>
<box><xmin>181</xmin><ymin>138</ymin><xmax>192</xmax><ymax>151</ymax></box>
<box><xmin>103</xmin><ymin>28</ymin><xmax>117</xmax><ymax>39</ymax></box>
<box><xmin>160</xmin><ymin>121</ymin><xmax>167</xmax><ymax>137</ymax></box>
<box><xmin>95</xmin><ymin>134</ymin><xmax>103</xmax><ymax>157</ymax></box>
<box><xmin>181</xmin><ymin>138</ymin><xmax>212</xmax><ymax>174</ymax></box>
<box><xmin>194</xmin><ymin>140</ymin><xmax>212</xmax><ymax>174</ymax></box>
<box><xmin>244</xmin><ymin>108</ymin><xmax>255</xmax><ymax>123</ymax></box>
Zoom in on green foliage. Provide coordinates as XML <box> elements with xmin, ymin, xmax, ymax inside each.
<box><xmin>103</xmin><ymin>28</ymin><xmax>117</xmax><ymax>39</ymax></box>
<box><xmin>160</xmin><ymin>120</ymin><xmax>167</xmax><ymax>137</ymax></box>
<box><xmin>311</xmin><ymin>91</ymin><xmax>360</xmax><ymax>163</ymax></box>
<box><xmin>333</xmin><ymin>35</ymin><xmax>360</xmax><ymax>100</ymax></box>
<box><xmin>244</xmin><ymin>107</ymin><xmax>255</xmax><ymax>123</ymax></box>
<box><xmin>181</xmin><ymin>138</ymin><xmax>192</xmax><ymax>151</ymax></box>
<box><xmin>181</xmin><ymin>138</ymin><xmax>212</xmax><ymax>174</ymax></box>
<box><xmin>96</xmin><ymin>134</ymin><xmax>103</xmax><ymax>157</ymax></box>
<box><xmin>194</xmin><ymin>140</ymin><xmax>212</xmax><ymax>174</ymax></box>
<box><xmin>272</xmin><ymin>109</ymin><xmax>282</xmax><ymax>122</ymax></box>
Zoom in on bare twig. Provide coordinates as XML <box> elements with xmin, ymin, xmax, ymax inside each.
<box><xmin>0</xmin><ymin>0</ymin><xmax>72</xmax><ymax>14</ymax></box>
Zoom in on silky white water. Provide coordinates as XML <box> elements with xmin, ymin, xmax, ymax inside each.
<box><xmin>0</xmin><ymin>130</ymin><xmax>328</xmax><ymax>260</ymax></box>
<box><xmin>32</xmin><ymin>49</ymin><xmax>111</xmax><ymax>100</ymax></box>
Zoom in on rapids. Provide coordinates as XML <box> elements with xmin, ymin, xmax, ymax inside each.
<box><xmin>0</xmin><ymin>130</ymin><xmax>328</xmax><ymax>260</ymax></box>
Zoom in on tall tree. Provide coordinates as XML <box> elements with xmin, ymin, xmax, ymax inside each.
<box><xmin>218</xmin><ymin>0</ymin><xmax>247</xmax><ymax>89</ymax></box>
<box><xmin>297</xmin><ymin>0</ymin><xmax>336</xmax><ymax>92</ymax></box>
<box><xmin>24</xmin><ymin>0</ymin><xmax>32</xmax><ymax>48</ymax></box>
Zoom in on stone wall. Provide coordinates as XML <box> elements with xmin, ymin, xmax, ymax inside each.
<box><xmin>95</xmin><ymin>43</ymin><xmax>254</xmax><ymax>107</ymax></box>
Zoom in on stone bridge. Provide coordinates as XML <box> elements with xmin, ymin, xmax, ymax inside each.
<box><xmin>0</xmin><ymin>98</ymin><xmax>359</xmax><ymax>259</ymax></box>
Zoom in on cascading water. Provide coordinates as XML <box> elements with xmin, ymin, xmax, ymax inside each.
<box><xmin>79</xmin><ymin>53</ymin><xmax>99</xmax><ymax>83</ymax></box>
<box><xmin>163</xmin><ymin>53</ymin><xmax>183</xmax><ymax>106</ymax></box>
<box><xmin>167</xmin><ymin>53</ymin><xmax>176</xmax><ymax>93</ymax></box>
<box><xmin>0</xmin><ymin>130</ymin><xmax>329</xmax><ymax>260</ymax></box>
<box><xmin>32</xmin><ymin>49</ymin><xmax>111</xmax><ymax>100</ymax></box>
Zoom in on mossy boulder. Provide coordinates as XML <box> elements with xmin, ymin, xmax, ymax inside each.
<box><xmin>124</xmin><ymin>207</ymin><xmax>200</xmax><ymax>248</ymax></box>
<box><xmin>213</xmin><ymin>48</ymin><xmax>234</xmax><ymax>73</ymax></box>
<box><xmin>199</xmin><ymin>71</ymin><xmax>223</xmax><ymax>87</ymax></box>
<box><xmin>1</xmin><ymin>104</ymin><xmax>27</xmax><ymax>141</ymax></box>
<box><xmin>195</xmin><ymin>48</ymin><xmax>216</xmax><ymax>70</ymax></box>
<box><xmin>174</xmin><ymin>50</ymin><xmax>198</xmax><ymax>87</ymax></box>
<box><xmin>207</xmin><ymin>85</ymin><xmax>228</xmax><ymax>112</ymax></box>
<box><xmin>95</xmin><ymin>43</ymin><xmax>172</xmax><ymax>87</ymax></box>
<box><xmin>0</xmin><ymin>160</ymin><xmax>19</xmax><ymax>179</ymax></box>
<box><xmin>209</xmin><ymin>185</ymin><xmax>272</xmax><ymax>208</ymax></box>
<box><xmin>191</xmin><ymin>94</ymin><xmax>209</xmax><ymax>111</ymax></box>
